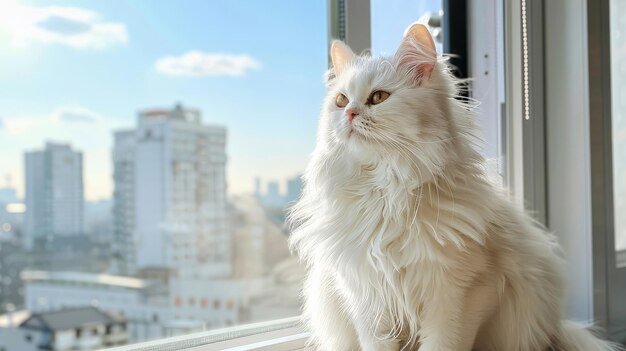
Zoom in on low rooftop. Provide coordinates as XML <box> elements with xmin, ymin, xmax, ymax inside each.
<box><xmin>138</xmin><ymin>103</ymin><xmax>201</xmax><ymax>123</ymax></box>
<box><xmin>19</xmin><ymin>306</ymin><xmax>123</xmax><ymax>331</ymax></box>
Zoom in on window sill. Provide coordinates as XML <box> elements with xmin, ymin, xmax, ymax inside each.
<box><xmin>102</xmin><ymin>317</ymin><xmax>308</xmax><ymax>351</ymax></box>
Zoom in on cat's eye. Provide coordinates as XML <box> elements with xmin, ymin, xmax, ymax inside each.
<box><xmin>369</xmin><ymin>90</ymin><xmax>390</xmax><ymax>105</ymax></box>
<box><xmin>335</xmin><ymin>93</ymin><xmax>349</xmax><ymax>108</ymax></box>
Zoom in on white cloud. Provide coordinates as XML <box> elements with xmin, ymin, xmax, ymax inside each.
<box><xmin>1</xmin><ymin>106</ymin><xmax>104</xmax><ymax>135</ymax></box>
<box><xmin>155</xmin><ymin>51</ymin><xmax>261</xmax><ymax>77</ymax></box>
<box><xmin>0</xmin><ymin>0</ymin><xmax>127</xmax><ymax>49</ymax></box>
<box><xmin>52</xmin><ymin>107</ymin><xmax>102</xmax><ymax>124</ymax></box>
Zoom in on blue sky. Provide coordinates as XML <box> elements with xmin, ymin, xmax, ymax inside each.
<box><xmin>0</xmin><ymin>0</ymin><xmax>441</xmax><ymax>200</ymax></box>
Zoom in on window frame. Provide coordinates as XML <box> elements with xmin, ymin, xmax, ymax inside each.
<box><xmin>102</xmin><ymin>317</ymin><xmax>306</xmax><ymax>351</ymax></box>
<box><xmin>105</xmin><ymin>0</ymin><xmax>626</xmax><ymax>348</ymax></box>
<box><xmin>102</xmin><ymin>1</ymin><xmax>528</xmax><ymax>349</ymax></box>
<box><xmin>529</xmin><ymin>0</ymin><xmax>625</xmax><ymax>342</ymax></box>
<box><xmin>587</xmin><ymin>0</ymin><xmax>626</xmax><ymax>342</ymax></box>
<box><xmin>533</xmin><ymin>0</ymin><xmax>599</xmax><ymax>329</ymax></box>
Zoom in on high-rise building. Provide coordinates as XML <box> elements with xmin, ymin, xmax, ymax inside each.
<box><xmin>285</xmin><ymin>175</ymin><xmax>303</xmax><ymax>205</ymax></box>
<box><xmin>113</xmin><ymin>104</ymin><xmax>230</xmax><ymax>278</ymax></box>
<box><xmin>24</xmin><ymin>142</ymin><xmax>84</xmax><ymax>250</ymax></box>
<box><xmin>262</xmin><ymin>181</ymin><xmax>283</xmax><ymax>207</ymax></box>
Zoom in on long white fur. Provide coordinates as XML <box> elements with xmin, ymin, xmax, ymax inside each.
<box><xmin>289</xmin><ymin>27</ymin><xmax>619</xmax><ymax>351</ymax></box>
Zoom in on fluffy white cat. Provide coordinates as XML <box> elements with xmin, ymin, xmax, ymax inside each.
<box><xmin>288</xmin><ymin>24</ymin><xmax>619</xmax><ymax>351</ymax></box>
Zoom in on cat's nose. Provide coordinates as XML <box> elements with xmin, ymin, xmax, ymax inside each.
<box><xmin>345</xmin><ymin>107</ymin><xmax>359</xmax><ymax>122</ymax></box>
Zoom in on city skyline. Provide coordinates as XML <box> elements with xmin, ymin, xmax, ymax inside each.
<box><xmin>0</xmin><ymin>0</ymin><xmax>442</xmax><ymax>201</ymax></box>
<box><xmin>0</xmin><ymin>130</ymin><xmax>305</xmax><ymax>202</ymax></box>
<box><xmin>0</xmin><ymin>0</ymin><xmax>327</xmax><ymax>200</ymax></box>
<box><xmin>0</xmin><ymin>104</ymin><xmax>304</xmax><ymax>345</ymax></box>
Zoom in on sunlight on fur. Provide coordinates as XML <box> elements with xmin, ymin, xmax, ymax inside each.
<box><xmin>288</xmin><ymin>24</ymin><xmax>620</xmax><ymax>351</ymax></box>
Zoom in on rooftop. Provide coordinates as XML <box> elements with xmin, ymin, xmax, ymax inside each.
<box><xmin>138</xmin><ymin>103</ymin><xmax>201</xmax><ymax>124</ymax></box>
<box><xmin>0</xmin><ymin>310</ymin><xmax>31</xmax><ymax>328</ymax></box>
<box><xmin>19</xmin><ymin>306</ymin><xmax>123</xmax><ymax>331</ymax></box>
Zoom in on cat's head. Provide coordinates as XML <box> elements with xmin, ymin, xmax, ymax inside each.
<box><xmin>318</xmin><ymin>24</ymin><xmax>460</xmax><ymax>174</ymax></box>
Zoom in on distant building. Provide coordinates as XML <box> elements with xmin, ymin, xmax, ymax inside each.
<box><xmin>0</xmin><ymin>306</ymin><xmax>128</xmax><ymax>351</ymax></box>
<box><xmin>0</xmin><ymin>238</ymin><xmax>112</xmax><ymax>316</ymax></box>
<box><xmin>24</xmin><ymin>142</ymin><xmax>84</xmax><ymax>251</ymax></box>
<box><xmin>112</xmin><ymin>103</ymin><xmax>231</xmax><ymax>278</ymax></box>
<box><xmin>285</xmin><ymin>175</ymin><xmax>303</xmax><ymax>205</ymax></box>
<box><xmin>262</xmin><ymin>181</ymin><xmax>284</xmax><ymax>208</ymax></box>
<box><xmin>20</xmin><ymin>270</ymin><xmax>252</xmax><ymax>341</ymax></box>
<box><xmin>168</xmin><ymin>278</ymin><xmax>241</xmax><ymax>329</ymax></box>
<box><xmin>230</xmin><ymin>195</ymin><xmax>291</xmax><ymax>279</ymax></box>
<box><xmin>255</xmin><ymin>175</ymin><xmax>303</xmax><ymax>211</ymax></box>
<box><xmin>21</xmin><ymin>270</ymin><xmax>170</xmax><ymax>342</ymax></box>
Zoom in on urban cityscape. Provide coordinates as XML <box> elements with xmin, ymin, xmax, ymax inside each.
<box><xmin>0</xmin><ymin>103</ymin><xmax>304</xmax><ymax>350</ymax></box>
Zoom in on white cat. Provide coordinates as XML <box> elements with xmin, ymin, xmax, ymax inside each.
<box><xmin>288</xmin><ymin>24</ymin><xmax>619</xmax><ymax>351</ymax></box>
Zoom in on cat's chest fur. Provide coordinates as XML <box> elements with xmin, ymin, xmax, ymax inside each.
<box><xmin>318</xmin><ymin>161</ymin><xmax>491</xmax><ymax>341</ymax></box>
<box><xmin>321</xmin><ymin>165</ymin><xmax>447</xmax><ymax>338</ymax></box>
<box><xmin>319</xmin><ymin>160</ymin><xmax>459</xmax><ymax>269</ymax></box>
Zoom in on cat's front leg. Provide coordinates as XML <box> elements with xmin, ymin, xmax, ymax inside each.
<box><xmin>418</xmin><ymin>283</ymin><xmax>466</xmax><ymax>351</ymax></box>
<box><xmin>418</xmin><ymin>277</ymin><xmax>498</xmax><ymax>351</ymax></box>
<box><xmin>349</xmin><ymin>304</ymin><xmax>401</xmax><ymax>351</ymax></box>
<box><xmin>355</xmin><ymin>328</ymin><xmax>401</xmax><ymax>351</ymax></box>
<box><xmin>303</xmin><ymin>265</ymin><xmax>360</xmax><ymax>351</ymax></box>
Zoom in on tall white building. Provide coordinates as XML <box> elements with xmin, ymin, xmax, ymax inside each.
<box><xmin>24</xmin><ymin>142</ymin><xmax>84</xmax><ymax>250</ymax></box>
<box><xmin>113</xmin><ymin>104</ymin><xmax>230</xmax><ymax>278</ymax></box>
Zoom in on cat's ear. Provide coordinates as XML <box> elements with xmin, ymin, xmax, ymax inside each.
<box><xmin>395</xmin><ymin>23</ymin><xmax>437</xmax><ymax>83</ymax></box>
<box><xmin>330</xmin><ymin>40</ymin><xmax>355</xmax><ymax>76</ymax></box>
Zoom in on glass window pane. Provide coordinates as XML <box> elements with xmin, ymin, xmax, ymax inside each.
<box><xmin>0</xmin><ymin>0</ymin><xmax>326</xmax><ymax>346</ymax></box>
<box><xmin>371</xmin><ymin>0</ymin><xmax>443</xmax><ymax>55</ymax></box>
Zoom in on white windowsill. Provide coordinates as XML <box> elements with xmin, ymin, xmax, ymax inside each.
<box><xmin>101</xmin><ymin>317</ymin><xmax>309</xmax><ymax>351</ymax></box>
